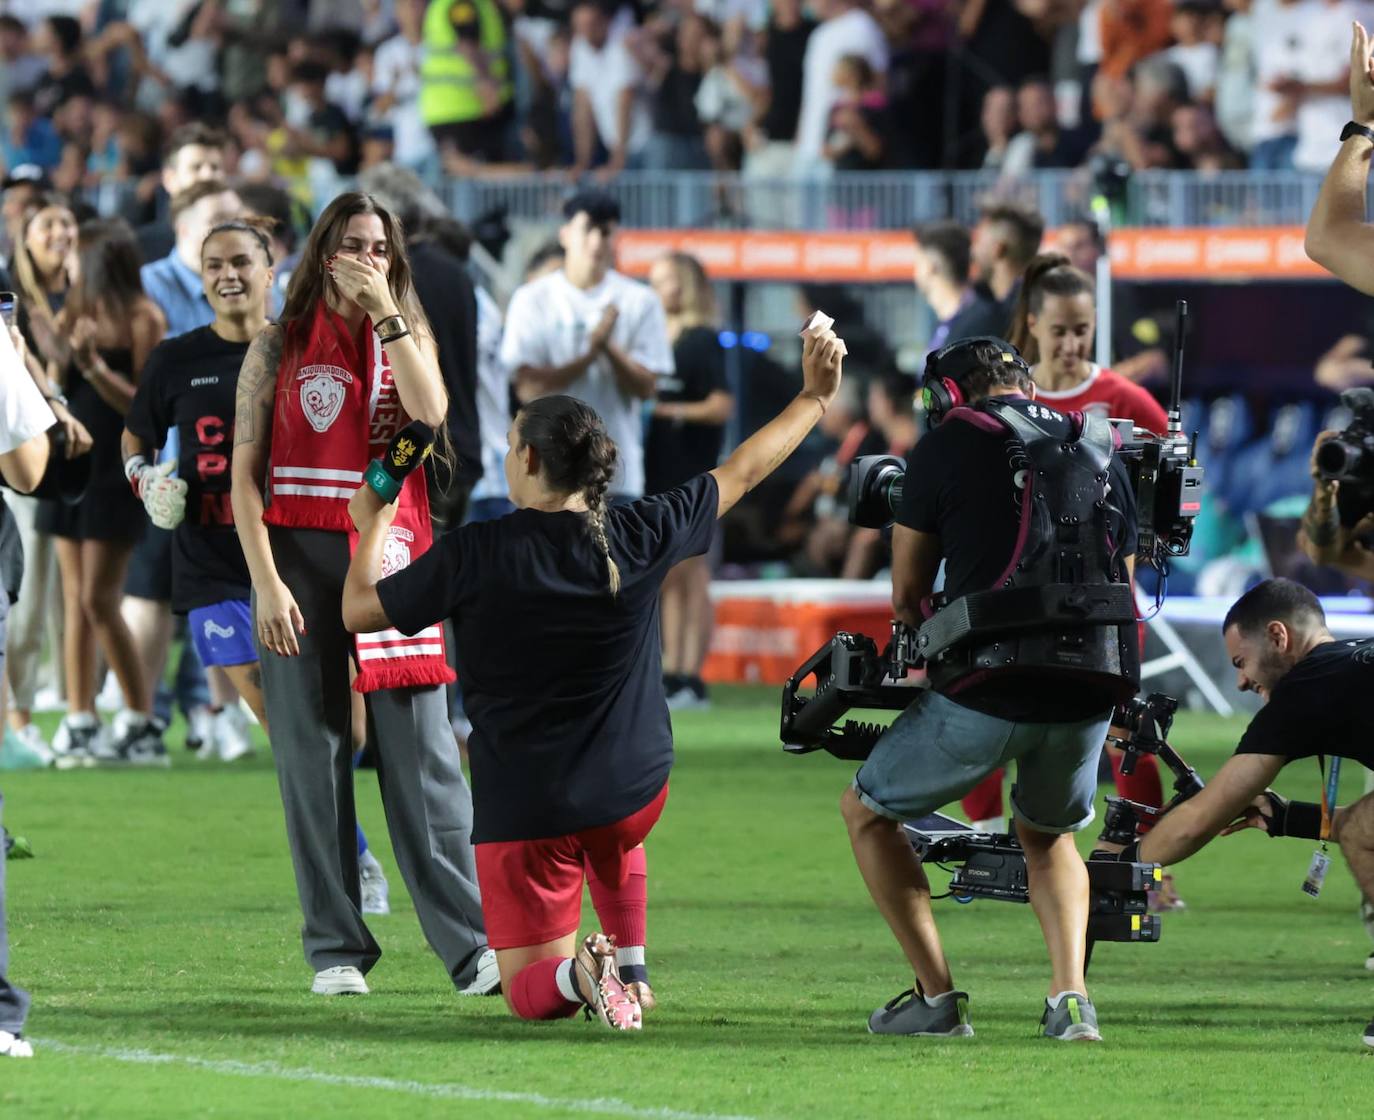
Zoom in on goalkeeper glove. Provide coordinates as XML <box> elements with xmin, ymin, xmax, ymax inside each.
<box><xmin>125</xmin><ymin>456</ymin><xmax>188</xmax><ymax>530</ymax></box>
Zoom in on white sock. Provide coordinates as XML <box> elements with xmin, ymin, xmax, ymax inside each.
<box><xmin>359</xmin><ymin>849</ymin><xmax>383</xmax><ymax>874</ymax></box>
<box><xmin>65</xmin><ymin>711</ymin><xmax>98</xmax><ymax>729</ymax></box>
<box><xmin>923</xmin><ymin>989</ymin><xmax>956</xmax><ymax>1007</ymax></box>
<box><xmin>1048</xmin><ymin>990</ymin><xmax>1085</xmax><ymax>1008</ymax></box>
<box><xmin>615</xmin><ymin>945</ymin><xmax>646</xmax><ymax>970</ymax></box>
<box><xmin>555</xmin><ymin>958</ymin><xmax>580</xmax><ymax>1003</ymax></box>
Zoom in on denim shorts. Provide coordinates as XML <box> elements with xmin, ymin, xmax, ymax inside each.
<box><xmin>853</xmin><ymin>689</ymin><xmax>1110</xmax><ymax>834</ymax></box>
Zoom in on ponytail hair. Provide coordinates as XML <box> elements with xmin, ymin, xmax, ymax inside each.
<box><xmin>515</xmin><ymin>396</ymin><xmax>622</xmax><ymax>595</ymax></box>
<box><xmin>1006</xmin><ymin>252</ymin><xmax>1095</xmax><ymax>365</ymax></box>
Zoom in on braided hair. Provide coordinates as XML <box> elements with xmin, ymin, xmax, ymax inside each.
<box><xmin>516</xmin><ymin>396</ymin><xmax>622</xmax><ymax>595</ymax></box>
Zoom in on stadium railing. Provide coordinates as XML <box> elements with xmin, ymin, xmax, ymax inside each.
<box><xmin>89</xmin><ymin>169</ymin><xmax>1339</xmax><ymax>230</ymax></box>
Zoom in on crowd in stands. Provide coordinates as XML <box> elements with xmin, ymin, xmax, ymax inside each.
<box><xmin>0</xmin><ymin>0</ymin><xmax>1363</xmax><ymax>209</ymax></box>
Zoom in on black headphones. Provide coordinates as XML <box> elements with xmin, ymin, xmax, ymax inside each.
<box><xmin>921</xmin><ymin>336</ymin><xmax>1031</xmax><ymax>425</ymax></box>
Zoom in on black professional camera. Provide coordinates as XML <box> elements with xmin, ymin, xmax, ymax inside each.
<box><xmin>847</xmin><ymin>302</ymin><xmax>1202</xmax><ymax>567</ymax></box>
<box><xmin>1315</xmin><ymin>387</ymin><xmax>1374</xmax><ymax>489</ymax></box>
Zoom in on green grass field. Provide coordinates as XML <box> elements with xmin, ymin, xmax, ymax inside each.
<box><xmin>1</xmin><ymin>688</ymin><xmax>1371</xmax><ymax>1119</ymax></box>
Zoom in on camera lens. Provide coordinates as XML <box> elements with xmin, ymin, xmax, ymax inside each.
<box><xmin>1315</xmin><ymin>438</ymin><xmax>1359</xmax><ymax>480</ymax></box>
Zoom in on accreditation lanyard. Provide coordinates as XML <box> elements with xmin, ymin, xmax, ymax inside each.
<box><xmin>1302</xmin><ymin>755</ymin><xmax>1342</xmax><ymax>898</ymax></box>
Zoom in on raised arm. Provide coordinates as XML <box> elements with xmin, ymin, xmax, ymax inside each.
<box><xmin>1305</xmin><ymin>23</ymin><xmax>1374</xmax><ymax>293</ymax></box>
<box><xmin>229</xmin><ymin>326</ymin><xmax>305</xmax><ymax>657</ymax></box>
<box><xmin>710</xmin><ymin>325</ymin><xmax>844</xmax><ymax>518</ymax></box>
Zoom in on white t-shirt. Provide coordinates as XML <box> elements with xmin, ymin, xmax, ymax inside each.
<box><xmin>1294</xmin><ymin>0</ymin><xmax>1374</xmax><ymax>170</ymax></box>
<box><xmin>793</xmin><ymin>8</ymin><xmax>889</xmax><ymax>167</ymax></box>
<box><xmin>1251</xmin><ymin>0</ymin><xmax>1312</xmax><ymax>144</ymax></box>
<box><xmin>372</xmin><ymin>35</ymin><xmax>437</xmax><ymax>168</ymax></box>
<box><xmin>471</xmin><ymin>286</ymin><xmax>512</xmax><ymax>503</ymax></box>
<box><xmin>0</xmin><ymin>328</ymin><xmax>56</xmax><ymax>456</ymax></box>
<box><xmin>499</xmin><ymin>269</ymin><xmax>674</xmax><ymax>497</ymax></box>
<box><xmin>569</xmin><ymin>32</ymin><xmax>651</xmax><ymax>155</ymax></box>
<box><xmin>1164</xmin><ymin>42</ymin><xmax>1219</xmax><ymax>101</ymax></box>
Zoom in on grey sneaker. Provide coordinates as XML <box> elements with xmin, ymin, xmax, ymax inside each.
<box><xmin>1041</xmin><ymin>993</ymin><xmax>1101</xmax><ymax>1042</ymax></box>
<box><xmin>1363</xmin><ymin>1016</ymin><xmax>1373</xmax><ymax>1050</ymax></box>
<box><xmin>868</xmin><ymin>987</ymin><xmax>973</xmax><ymax>1037</ymax></box>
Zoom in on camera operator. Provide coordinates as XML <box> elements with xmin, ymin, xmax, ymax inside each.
<box><xmin>0</xmin><ymin>322</ymin><xmax>60</xmax><ymax>1059</ymax></box>
<box><xmin>840</xmin><ymin>337</ymin><xmax>1139</xmax><ymax>1043</ymax></box>
<box><xmin>1296</xmin><ymin>428</ymin><xmax>1374</xmax><ymax>578</ymax></box>
<box><xmin>1123</xmin><ymin>578</ymin><xmax>1374</xmax><ymax>1049</ymax></box>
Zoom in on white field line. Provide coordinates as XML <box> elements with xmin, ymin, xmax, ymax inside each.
<box><xmin>36</xmin><ymin>1040</ymin><xmax>765</xmax><ymax>1120</ymax></box>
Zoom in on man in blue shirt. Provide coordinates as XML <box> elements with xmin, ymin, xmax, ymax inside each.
<box><xmin>141</xmin><ymin>180</ymin><xmax>244</xmax><ymax>340</ymax></box>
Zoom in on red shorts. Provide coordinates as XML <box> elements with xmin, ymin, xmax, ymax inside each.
<box><xmin>475</xmin><ymin>783</ymin><xmax>669</xmax><ymax>950</ymax></box>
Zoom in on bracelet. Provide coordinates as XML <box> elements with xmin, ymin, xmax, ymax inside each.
<box><xmin>373</xmin><ymin>314</ymin><xmax>406</xmax><ymax>339</ymax></box>
<box><xmin>44</xmin><ymin>392</ymin><xmax>68</xmax><ymax>408</ymax></box>
<box><xmin>378</xmin><ymin>329</ymin><xmax>411</xmax><ymax>346</ymax></box>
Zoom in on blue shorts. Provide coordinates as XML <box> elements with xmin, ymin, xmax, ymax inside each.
<box><xmin>853</xmin><ymin>689</ymin><xmax>1110</xmax><ymax>834</ymax></box>
<box><xmin>188</xmin><ymin>600</ymin><xmax>256</xmax><ymax>668</ymax></box>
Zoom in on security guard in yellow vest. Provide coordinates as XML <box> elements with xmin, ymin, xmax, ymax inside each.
<box><xmin>420</xmin><ymin>0</ymin><xmax>514</xmax><ymax>162</ymax></box>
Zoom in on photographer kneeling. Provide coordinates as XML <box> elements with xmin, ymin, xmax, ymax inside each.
<box><xmin>1126</xmin><ymin>578</ymin><xmax>1374</xmax><ymax>1050</ymax></box>
<box><xmin>840</xmin><ymin>338</ymin><xmax>1139</xmax><ymax>1043</ymax></box>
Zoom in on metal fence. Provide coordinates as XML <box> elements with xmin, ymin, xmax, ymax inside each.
<box><xmin>437</xmin><ymin>170</ymin><xmax>1333</xmax><ymax>232</ymax></box>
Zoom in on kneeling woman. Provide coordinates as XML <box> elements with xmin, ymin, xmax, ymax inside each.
<box><xmin>342</xmin><ymin>326</ymin><xmax>847</xmax><ymax>1030</ymax></box>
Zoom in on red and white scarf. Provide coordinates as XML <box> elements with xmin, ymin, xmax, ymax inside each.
<box><xmin>264</xmin><ymin>301</ymin><xmax>455</xmax><ymax>693</ymax></box>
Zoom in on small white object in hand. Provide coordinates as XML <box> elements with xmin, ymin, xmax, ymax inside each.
<box><xmin>799</xmin><ymin>310</ymin><xmax>846</xmax><ymax>355</ymax></box>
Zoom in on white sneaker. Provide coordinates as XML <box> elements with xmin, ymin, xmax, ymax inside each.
<box><xmin>52</xmin><ymin>712</ymin><xmax>101</xmax><ymax>770</ymax></box>
<box><xmin>0</xmin><ymin>1030</ymin><xmax>32</xmax><ymax>1058</ymax></box>
<box><xmin>185</xmin><ymin>704</ymin><xmax>214</xmax><ymax>754</ymax></box>
<box><xmin>457</xmin><ymin>947</ymin><xmax>501</xmax><ymax>996</ymax></box>
<box><xmin>311</xmin><ymin>965</ymin><xmax>369</xmax><ymax>995</ymax></box>
<box><xmin>970</xmin><ymin>818</ymin><xmax>1005</xmax><ymax>834</ymax></box>
<box><xmin>33</xmin><ymin>684</ymin><xmax>63</xmax><ymax>714</ymax></box>
<box><xmin>14</xmin><ymin>724</ymin><xmax>53</xmax><ymax>766</ymax></box>
<box><xmin>95</xmin><ymin>671</ymin><xmax>123</xmax><ymax>713</ymax></box>
<box><xmin>359</xmin><ymin>850</ymin><xmax>390</xmax><ymax>915</ymax></box>
<box><xmin>213</xmin><ymin>705</ymin><xmax>254</xmax><ymax>762</ymax></box>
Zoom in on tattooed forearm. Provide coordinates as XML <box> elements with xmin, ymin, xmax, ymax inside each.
<box><xmin>1301</xmin><ymin>484</ymin><xmax>1341</xmax><ymax>548</ymax></box>
<box><xmin>234</xmin><ymin>326</ymin><xmax>282</xmax><ymax>448</ymax></box>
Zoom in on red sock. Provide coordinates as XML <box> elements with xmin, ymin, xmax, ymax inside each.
<box><xmin>584</xmin><ymin>847</ymin><xmax>647</xmax><ymax>949</ymax></box>
<box><xmin>508</xmin><ymin>957</ymin><xmax>580</xmax><ymax>1020</ymax></box>
<box><xmin>961</xmin><ymin>769</ymin><xmax>1005</xmax><ymax>823</ymax></box>
<box><xmin>1112</xmin><ymin>751</ymin><xmax>1164</xmax><ymax>824</ymax></box>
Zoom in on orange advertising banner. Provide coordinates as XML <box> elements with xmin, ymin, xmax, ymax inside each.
<box><xmin>615</xmin><ymin>226</ymin><xmax>1330</xmax><ymax>283</ymax></box>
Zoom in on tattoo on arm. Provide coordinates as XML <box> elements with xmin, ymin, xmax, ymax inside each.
<box><xmin>1302</xmin><ymin>487</ymin><xmax>1341</xmax><ymax>547</ymax></box>
<box><xmin>234</xmin><ymin>328</ymin><xmax>282</xmax><ymax>448</ymax></box>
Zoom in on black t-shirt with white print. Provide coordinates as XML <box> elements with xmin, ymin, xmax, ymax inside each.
<box><xmin>378</xmin><ymin>473</ymin><xmax>720</xmax><ymax>843</ymax></box>
<box><xmin>125</xmin><ymin>325</ymin><xmax>252</xmax><ymax>613</ymax></box>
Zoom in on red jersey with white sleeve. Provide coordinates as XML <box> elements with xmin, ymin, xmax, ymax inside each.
<box><xmin>1031</xmin><ymin>364</ymin><xmax>1168</xmax><ymax>435</ymax></box>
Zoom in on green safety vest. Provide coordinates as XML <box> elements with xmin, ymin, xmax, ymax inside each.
<box><xmin>419</xmin><ymin>0</ymin><xmax>511</xmax><ymax>126</ymax></box>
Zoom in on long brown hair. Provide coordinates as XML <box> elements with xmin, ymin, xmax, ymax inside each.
<box><xmin>66</xmin><ymin>218</ymin><xmax>147</xmax><ymax>325</ymax></box>
<box><xmin>1006</xmin><ymin>252</ymin><xmax>1094</xmax><ymax>365</ymax></box>
<box><xmin>11</xmin><ymin>192</ymin><xmax>76</xmax><ymax>330</ymax></box>
<box><xmin>279</xmin><ymin>191</ymin><xmax>432</xmax><ymax>357</ymax></box>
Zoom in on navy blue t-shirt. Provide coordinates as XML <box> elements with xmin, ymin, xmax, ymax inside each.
<box><xmin>378</xmin><ymin>472</ymin><xmax>719</xmax><ymax>843</ymax></box>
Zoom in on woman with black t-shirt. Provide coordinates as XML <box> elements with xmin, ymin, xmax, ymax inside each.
<box><xmin>646</xmin><ymin>252</ymin><xmax>732</xmax><ymax>710</ymax></box>
<box><xmin>342</xmin><ymin>319</ymin><xmax>847</xmax><ymax>1032</ymax></box>
<box><xmin>122</xmin><ymin>220</ymin><xmax>276</xmax><ymax>737</ymax></box>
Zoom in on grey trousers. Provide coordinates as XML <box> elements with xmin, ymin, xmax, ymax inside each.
<box><xmin>257</xmin><ymin>527</ymin><xmax>487</xmax><ymax>987</ymax></box>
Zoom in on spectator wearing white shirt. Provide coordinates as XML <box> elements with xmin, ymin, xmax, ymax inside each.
<box><xmin>1292</xmin><ymin>0</ymin><xmax>1374</xmax><ymax>171</ymax></box>
<box><xmin>500</xmin><ymin>191</ymin><xmax>673</xmax><ymax>499</ymax></box>
<box><xmin>1249</xmin><ymin>0</ymin><xmax>1313</xmax><ymax>170</ymax></box>
<box><xmin>372</xmin><ymin>0</ymin><xmax>438</xmax><ymax>170</ymax></box>
<box><xmin>1162</xmin><ymin>0</ymin><xmax>1221</xmax><ymax>102</ymax></box>
<box><xmin>569</xmin><ymin>1</ymin><xmax>652</xmax><ymax>176</ymax></box>
<box><xmin>792</xmin><ymin>0</ymin><xmax>888</xmax><ymax>172</ymax></box>
<box><xmin>0</xmin><ymin>323</ymin><xmax>58</xmax><ymax>1060</ymax></box>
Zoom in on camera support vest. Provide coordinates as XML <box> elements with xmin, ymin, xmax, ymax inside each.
<box><xmin>916</xmin><ymin>397</ymin><xmax>1137</xmax><ymax>699</ymax></box>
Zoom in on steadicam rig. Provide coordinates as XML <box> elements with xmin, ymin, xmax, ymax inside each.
<box><xmin>780</xmin><ymin>637</ymin><xmax>1173</xmax><ymax>949</ymax></box>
